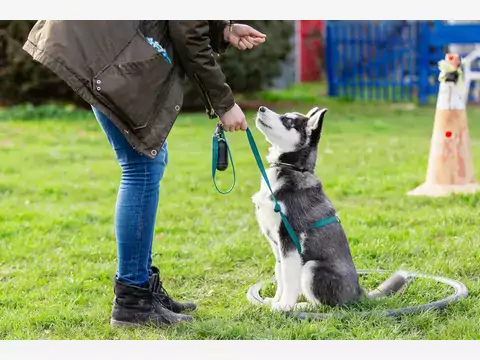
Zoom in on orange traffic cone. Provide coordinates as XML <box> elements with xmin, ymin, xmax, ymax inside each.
<box><xmin>408</xmin><ymin>53</ymin><xmax>480</xmax><ymax>197</ymax></box>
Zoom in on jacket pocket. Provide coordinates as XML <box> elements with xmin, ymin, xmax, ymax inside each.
<box><xmin>92</xmin><ymin>30</ymin><xmax>173</xmax><ymax>130</ymax></box>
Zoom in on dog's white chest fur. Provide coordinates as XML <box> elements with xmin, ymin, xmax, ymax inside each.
<box><xmin>251</xmin><ymin>168</ymin><xmax>284</xmax><ymax>244</ymax></box>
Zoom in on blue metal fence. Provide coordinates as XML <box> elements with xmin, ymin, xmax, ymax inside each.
<box><xmin>326</xmin><ymin>21</ymin><xmax>480</xmax><ymax>104</ymax></box>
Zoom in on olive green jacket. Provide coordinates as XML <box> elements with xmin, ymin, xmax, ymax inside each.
<box><xmin>23</xmin><ymin>20</ymin><xmax>235</xmax><ymax>158</ymax></box>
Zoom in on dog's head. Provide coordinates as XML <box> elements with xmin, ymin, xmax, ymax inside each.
<box><xmin>255</xmin><ymin>106</ymin><xmax>328</xmax><ymax>169</ymax></box>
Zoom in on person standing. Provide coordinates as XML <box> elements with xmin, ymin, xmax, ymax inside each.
<box><xmin>23</xmin><ymin>20</ymin><xmax>266</xmax><ymax>327</ymax></box>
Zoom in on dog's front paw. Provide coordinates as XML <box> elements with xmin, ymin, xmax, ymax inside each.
<box><xmin>271</xmin><ymin>302</ymin><xmax>294</xmax><ymax>312</ymax></box>
<box><xmin>263</xmin><ymin>297</ymin><xmax>279</xmax><ymax>305</ymax></box>
<box><xmin>293</xmin><ymin>302</ymin><xmax>314</xmax><ymax>311</ymax></box>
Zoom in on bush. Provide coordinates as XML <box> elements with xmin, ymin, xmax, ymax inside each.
<box><xmin>183</xmin><ymin>20</ymin><xmax>294</xmax><ymax>110</ymax></box>
<box><xmin>220</xmin><ymin>21</ymin><xmax>294</xmax><ymax>92</ymax></box>
<box><xmin>0</xmin><ymin>21</ymin><xmax>294</xmax><ymax>110</ymax></box>
<box><xmin>0</xmin><ymin>21</ymin><xmax>89</xmax><ymax>108</ymax></box>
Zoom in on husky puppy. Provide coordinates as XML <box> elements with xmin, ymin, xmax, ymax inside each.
<box><xmin>251</xmin><ymin>106</ymin><xmax>363</xmax><ymax>312</ymax></box>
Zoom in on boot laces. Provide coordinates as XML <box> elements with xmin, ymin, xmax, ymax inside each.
<box><xmin>151</xmin><ymin>274</ymin><xmax>174</xmax><ymax>307</ymax></box>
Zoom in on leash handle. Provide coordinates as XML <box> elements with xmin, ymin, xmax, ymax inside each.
<box><xmin>212</xmin><ymin>125</ymin><xmax>236</xmax><ymax>194</ymax></box>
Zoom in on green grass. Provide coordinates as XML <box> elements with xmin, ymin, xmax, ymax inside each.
<box><xmin>251</xmin><ymin>82</ymin><xmax>329</xmax><ymax>103</ymax></box>
<box><xmin>1</xmin><ymin>96</ymin><xmax>480</xmax><ymax>340</ymax></box>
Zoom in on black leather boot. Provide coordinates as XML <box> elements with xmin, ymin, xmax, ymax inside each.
<box><xmin>110</xmin><ymin>278</ymin><xmax>194</xmax><ymax>327</ymax></box>
<box><xmin>149</xmin><ymin>266</ymin><xmax>197</xmax><ymax>313</ymax></box>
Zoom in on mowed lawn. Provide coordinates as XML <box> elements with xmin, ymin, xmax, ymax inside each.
<box><xmin>1</xmin><ymin>99</ymin><xmax>480</xmax><ymax>340</ymax></box>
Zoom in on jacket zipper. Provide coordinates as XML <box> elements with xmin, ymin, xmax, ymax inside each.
<box><xmin>193</xmin><ymin>73</ymin><xmax>216</xmax><ymax>118</ymax></box>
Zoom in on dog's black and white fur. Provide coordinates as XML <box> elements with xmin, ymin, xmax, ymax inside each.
<box><xmin>252</xmin><ymin>106</ymin><xmax>363</xmax><ymax>312</ymax></box>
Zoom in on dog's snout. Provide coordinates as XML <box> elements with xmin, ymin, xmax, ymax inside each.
<box><xmin>259</xmin><ymin>106</ymin><xmax>266</xmax><ymax>113</ymax></box>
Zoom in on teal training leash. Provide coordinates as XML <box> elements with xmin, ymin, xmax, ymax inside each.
<box><xmin>212</xmin><ymin>126</ymin><xmax>340</xmax><ymax>254</ymax></box>
<box><xmin>245</xmin><ymin>128</ymin><xmax>303</xmax><ymax>254</ymax></box>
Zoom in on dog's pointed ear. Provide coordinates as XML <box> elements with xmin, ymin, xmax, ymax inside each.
<box><xmin>307</xmin><ymin>108</ymin><xmax>328</xmax><ymax>132</ymax></box>
<box><xmin>306</xmin><ymin>107</ymin><xmax>320</xmax><ymax>118</ymax></box>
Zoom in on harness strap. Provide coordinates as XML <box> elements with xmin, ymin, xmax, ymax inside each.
<box><xmin>311</xmin><ymin>215</ymin><xmax>341</xmax><ymax>229</ymax></box>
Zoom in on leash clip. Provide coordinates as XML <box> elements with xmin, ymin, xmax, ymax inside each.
<box><xmin>214</xmin><ymin>122</ymin><xmax>224</xmax><ymax>140</ymax></box>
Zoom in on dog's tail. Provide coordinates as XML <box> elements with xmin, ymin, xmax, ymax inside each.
<box><xmin>366</xmin><ymin>270</ymin><xmax>410</xmax><ymax>300</ymax></box>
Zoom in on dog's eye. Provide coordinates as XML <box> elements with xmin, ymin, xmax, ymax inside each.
<box><xmin>281</xmin><ymin>116</ymin><xmax>296</xmax><ymax>128</ymax></box>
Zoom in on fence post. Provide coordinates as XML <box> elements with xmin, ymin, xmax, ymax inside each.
<box><xmin>326</xmin><ymin>22</ymin><xmax>338</xmax><ymax>97</ymax></box>
<box><xmin>417</xmin><ymin>21</ymin><xmax>430</xmax><ymax>105</ymax></box>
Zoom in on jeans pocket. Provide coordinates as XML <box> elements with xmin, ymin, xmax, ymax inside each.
<box><xmin>162</xmin><ymin>141</ymin><xmax>168</xmax><ymax>166</ymax></box>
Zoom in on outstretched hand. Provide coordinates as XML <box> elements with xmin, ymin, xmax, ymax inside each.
<box><xmin>224</xmin><ymin>23</ymin><xmax>267</xmax><ymax>50</ymax></box>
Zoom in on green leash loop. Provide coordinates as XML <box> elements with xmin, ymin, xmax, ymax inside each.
<box><xmin>212</xmin><ymin>126</ymin><xmax>341</xmax><ymax>255</ymax></box>
<box><xmin>211</xmin><ymin>125</ymin><xmax>236</xmax><ymax>194</ymax></box>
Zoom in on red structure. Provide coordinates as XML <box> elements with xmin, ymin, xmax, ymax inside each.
<box><xmin>297</xmin><ymin>20</ymin><xmax>326</xmax><ymax>82</ymax></box>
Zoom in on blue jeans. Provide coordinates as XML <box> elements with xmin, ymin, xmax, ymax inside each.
<box><xmin>92</xmin><ymin>107</ymin><xmax>168</xmax><ymax>287</ymax></box>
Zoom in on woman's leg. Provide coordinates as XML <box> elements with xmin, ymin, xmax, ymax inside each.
<box><xmin>92</xmin><ymin>107</ymin><xmax>167</xmax><ymax>287</ymax></box>
<box><xmin>92</xmin><ymin>107</ymin><xmax>194</xmax><ymax>327</ymax></box>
